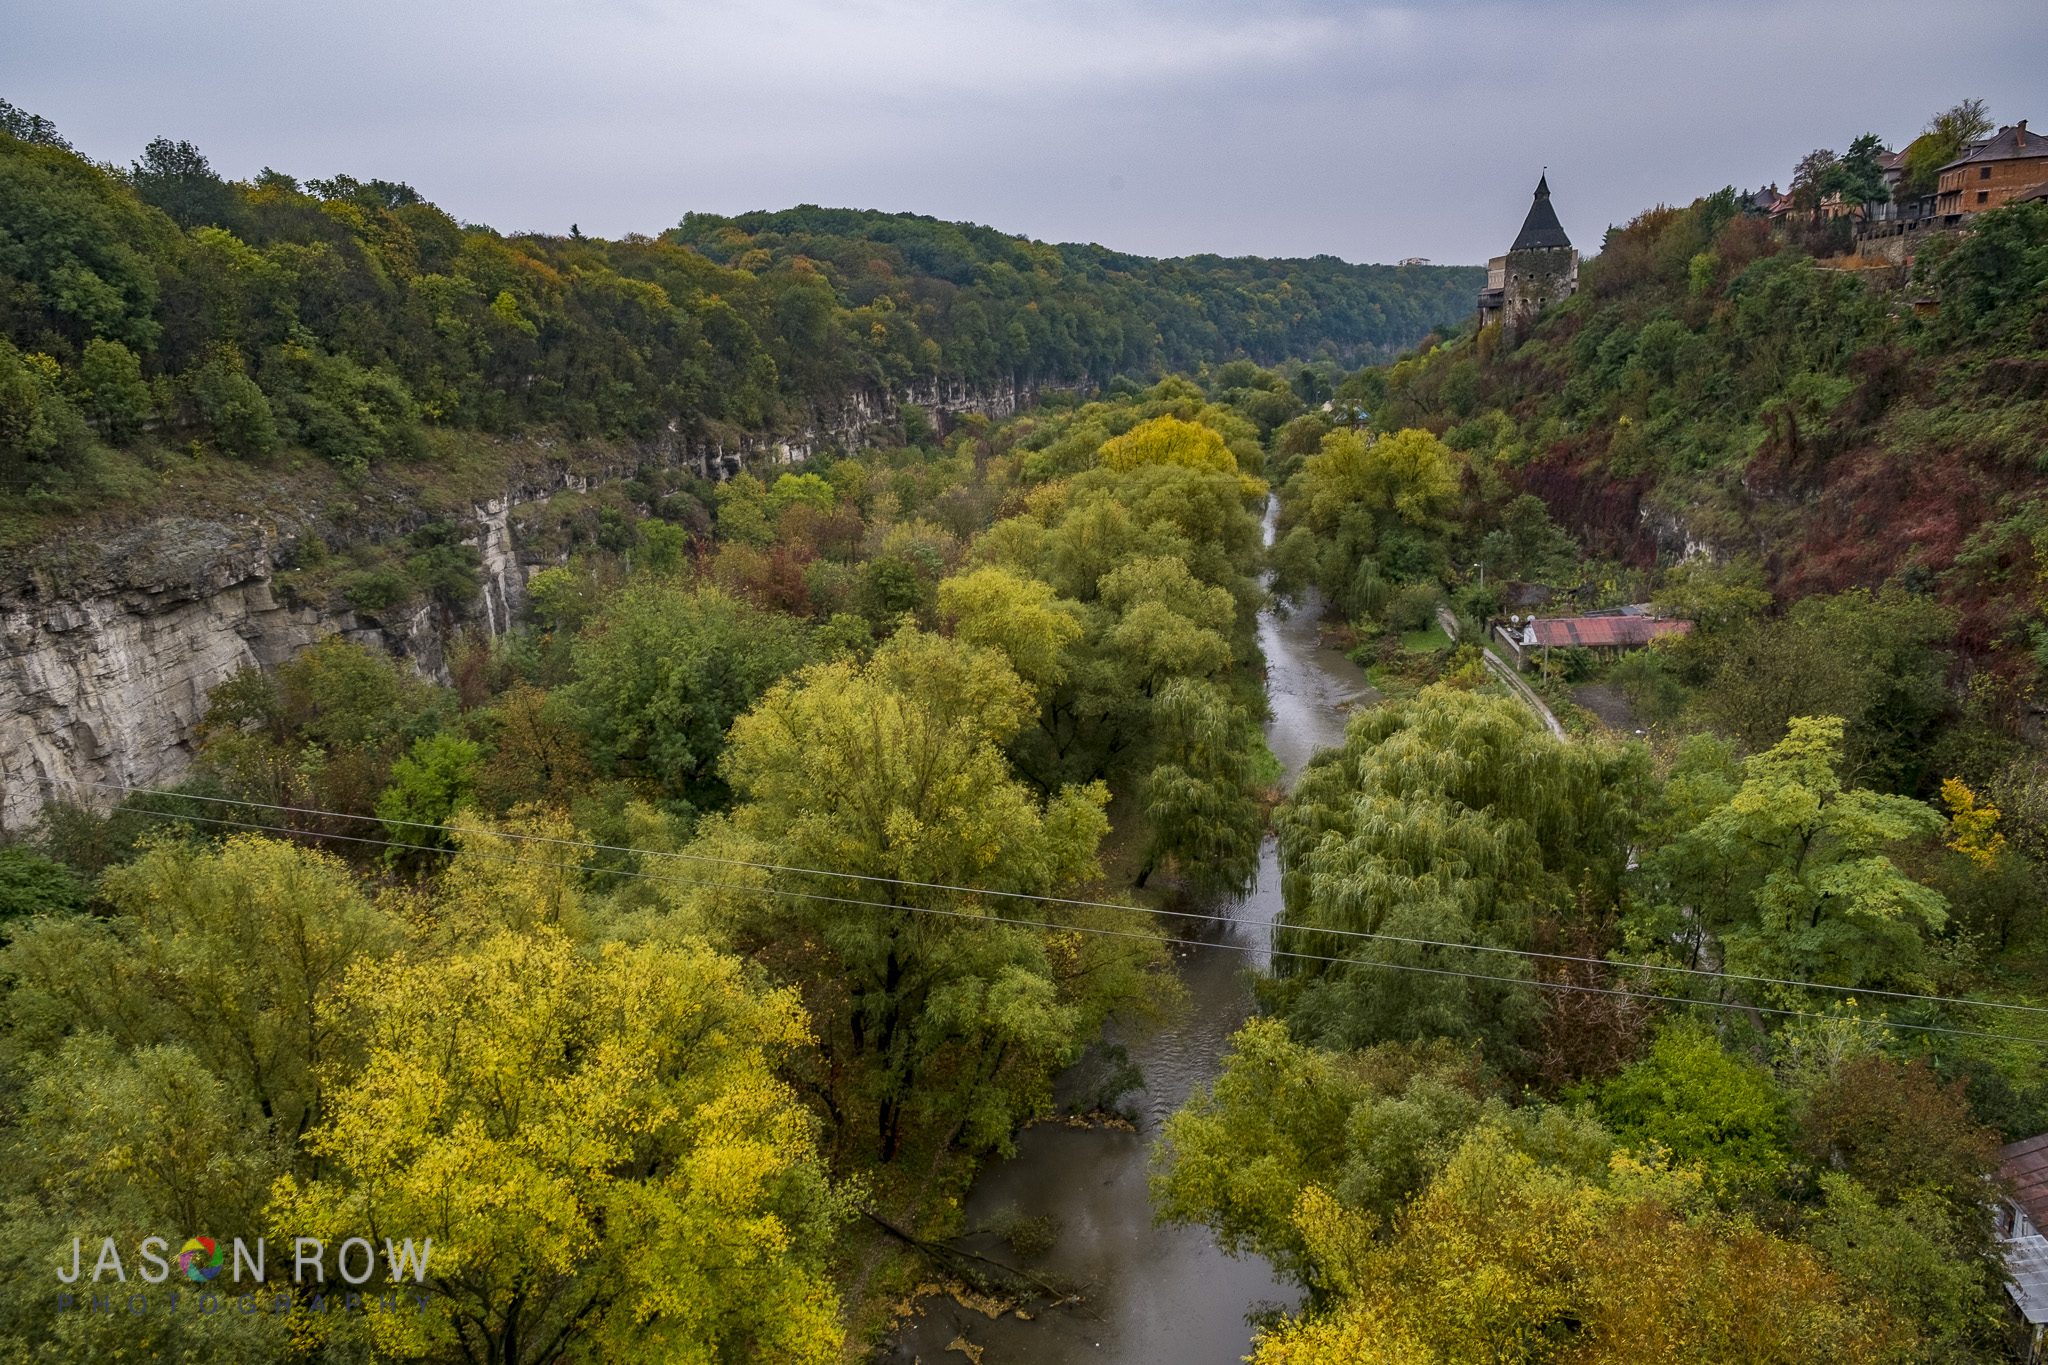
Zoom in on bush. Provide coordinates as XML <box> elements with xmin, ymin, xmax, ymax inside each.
<box><xmin>339</xmin><ymin>567</ymin><xmax>416</xmax><ymax>613</ymax></box>
<box><xmin>406</xmin><ymin>522</ymin><xmax>481</xmax><ymax>606</ymax></box>
<box><xmin>79</xmin><ymin>338</ymin><xmax>150</xmax><ymax>443</ymax></box>
<box><xmin>1608</xmin><ymin>646</ymin><xmax>1686</xmax><ymax>722</ymax></box>
<box><xmin>266</xmin><ymin>338</ymin><xmax>423</xmax><ymax>473</ymax></box>
<box><xmin>1553</xmin><ymin>645</ymin><xmax>1596</xmax><ymax>683</ymax></box>
<box><xmin>186</xmin><ymin>350</ymin><xmax>276</xmax><ymax>457</ymax></box>
<box><xmin>1387</xmin><ymin>582</ymin><xmax>1442</xmax><ymax>632</ymax></box>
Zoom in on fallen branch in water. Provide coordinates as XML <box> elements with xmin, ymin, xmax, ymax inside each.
<box><xmin>859</xmin><ymin>1205</ymin><xmax>1079</xmax><ymax>1306</ymax></box>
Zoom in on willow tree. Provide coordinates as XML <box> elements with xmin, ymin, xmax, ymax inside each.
<box><xmin>719</xmin><ymin>626</ymin><xmax>1167</xmax><ymax>1161</ymax></box>
<box><xmin>1270</xmin><ymin>686</ymin><xmax>1647</xmax><ymax>1068</ymax></box>
<box><xmin>1270</xmin><ymin>426</ymin><xmax>1464</xmax><ymax>614</ymax></box>
<box><xmin>1138</xmin><ymin>677</ymin><xmax>1264</xmax><ymax>895</ymax></box>
<box><xmin>969</xmin><ymin>457</ymin><xmax>1266</xmax><ymax>819</ymax></box>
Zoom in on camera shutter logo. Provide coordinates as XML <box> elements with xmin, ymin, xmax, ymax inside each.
<box><xmin>177</xmin><ymin>1237</ymin><xmax>224</xmax><ymax>1282</ymax></box>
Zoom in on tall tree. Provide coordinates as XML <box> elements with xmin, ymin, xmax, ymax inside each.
<box><xmin>1644</xmin><ymin>715</ymin><xmax>1948</xmax><ymax>999</ymax></box>
<box><xmin>272</xmin><ymin>928</ymin><xmax>846</xmax><ymax>1365</ymax></box>
<box><xmin>719</xmin><ymin>627</ymin><xmax>1163</xmax><ymax>1161</ymax></box>
<box><xmin>1271</xmin><ymin>686</ymin><xmax>1647</xmax><ymax>1070</ymax></box>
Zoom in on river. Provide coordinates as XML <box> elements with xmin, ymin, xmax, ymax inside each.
<box><xmin>887</xmin><ymin>509</ymin><xmax>1376</xmax><ymax>1364</ymax></box>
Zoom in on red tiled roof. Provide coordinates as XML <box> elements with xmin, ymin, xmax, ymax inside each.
<box><xmin>1529</xmin><ymin>617</ymin><xmax>1692</xmax><ymax>648</ymax></box>
<box><xmin>2005</xmin><ymin>1132</ymin><xmax>2048</xmax><ymax>1231</ymax></box>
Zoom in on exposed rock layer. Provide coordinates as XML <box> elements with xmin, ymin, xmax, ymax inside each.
<box><xmin>0</xmin><ymin>378</ymin><xmax>1050</xmax><ymax>831</ymax></box>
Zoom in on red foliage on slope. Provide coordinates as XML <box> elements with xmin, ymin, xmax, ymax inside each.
<box><xmin>1518</xmin><ymin>435</ymin><xmax>1659</xmax><ymax>567</ymax></box>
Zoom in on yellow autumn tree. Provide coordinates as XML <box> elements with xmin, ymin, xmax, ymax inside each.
<box><xmin>1295</xmin><ymin>426</ymin><xmax>1463</xmax><ymax>536</ymax></box>
<box><xmin>269</xmin><ymin>929</ymin><xmax>845</xmax><ymax>1365</ymax></box>
<box><xmin>1098</xmin><ymin>414</ymin><xmax>1267</xmax><ymax>499</ymax></box>
<box><xmin>1248</xmin><ymin>1130</ymin><xmax>1907</xmax><ymax>1365</ymax></box>
<box><xmin>719</xmin><ymin>626</ymin><xmax>1164</xmax><ymax>1161</ymax></box>
<box><xmin>935</xmin><ymin>564</ymin><xmax>1085</xmax><ymax>690</ymax></box>
<box><xmin>1939</xmin><ymin>777</ymin><xmax>2005</xmax><ymax>866</ymax></box>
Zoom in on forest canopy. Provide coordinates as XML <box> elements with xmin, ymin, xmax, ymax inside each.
<box><xmin>0</xmin><ymin>99</ymin><xmax>1478</xmax><ymax>492</ymax></box>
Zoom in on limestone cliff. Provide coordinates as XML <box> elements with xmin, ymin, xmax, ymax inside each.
<box><xmin>0</xmin><ymin>377</ymin><xmax>1054</xmax><ymax>832</ymax></box>
<box><xmin>0</xmin><ymin>516</ymin><xmax>440</xmax><ymax>832</ymax></box>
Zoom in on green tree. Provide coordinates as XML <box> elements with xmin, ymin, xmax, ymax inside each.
<box><xmin>637</xmin><ymin>519</ymin><xmax>690</xmax><ymax>577</ymax></box>
<box><xmin>376</xmin><ymin>730</ymin><xmax>482</xmax><ymax>852</ymax></box>
<box><xmin>1900</xmin><ymin>99</ymin><xmax>1993</xmax><ymax>197</ymax></box>
<box><xmin>1593</xmin><ymin>1021</ymin><xmax>1792</xmax><ymax>1198</ymax></box>
<box><xmin>1270</xmin><ymin>686</ymin><xmax>1647</xmax><ymax>1069</ymax></box>
<box><xmin>185</xmin><ymin>347</ymin><xmax>276</xmax><ymax>457</ymax></box>
<box><xmin>766</xmin><ymin>471</ymin><xmax>836</xmax><ymax>517</ymax></box>
<box><xmin>0</xmin><ymin>848</ymin><xmax>85</xmax><ymax>934</ymax></box>
<box><xmin>1819</xmin><ymin>134</ymin><xmax>1890</xmax><ymax>207</ymax></box>
<box><xmin>265</xmin><ymin>337</ymin><xmax>423</xmax><ymax>473</ymax></box>
<box><xmin>1807</xmin><ymin>1174</ymin><xmax>2002</xmax><ymax>1363</ymax></box>
<box><xmin>564</xmin><ymin>582</ymin><xmax>810</xmax><ymax>810</ymax></box>
<box><xmin>1153</xmin><ymin>1018</ymin><xmax>1609</xmax><ymax>1290</ymax></box>
<box><xmin>0</xmin><ymin>340</ymin><xmax>89</xmax><ymax>479</ymax></box>
<box><xmin>1649</xmin><ymin>716</ymin><xmax>1948</xmax><ymax>996</ymax></box>
<box><xmin>1653</xmin><ymin>557</ymin><xmax>1773</xmax><ymax>637</ymax></box>
<box><xmin>128</xmin><ymin>136</ymin><xmax>241</xmax><ymax>231</ymax></box>
<box><xmin>1694</xmin><ymin>587</ymin><xmax>1953</xmax><ymax>790</ymax></box>
<box><xmin>935</xmin><ymin>564</ymin><xmax>1083</xmax><ymax>692</ymax></box>
<box><xmin>1137</xmin><ymin>678</ymin><xmax>1264</xmax><ymax>895</ymax></box>
<box><xmin>720</xmin><ymin>627</ymin><xmax>1161</xmax><ymax>1160</ymax></box>
<box><xmin>78</xmin><ymin>337</ymin><xmax>150</xmax><ymax>442</ymax></box>
<box><xmin>0</xmin><ymin>837</ymin><xmax>404</xmax><ymax>1357</ymax></box>
<box><xmin>713</xmin><ymin>472</ymin><xmax>773</xmax><ymax>546</ymax></box>
<box><xmin>197</xmin><ymin>636</ymin><xmax>437</xmax><ymax>818</ymax></box>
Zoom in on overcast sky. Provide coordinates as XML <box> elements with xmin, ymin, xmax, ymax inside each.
<box><xmin>6</xmin><ymin>0</ymin><xmax>2043</xmax><ymax>265</ymax></box>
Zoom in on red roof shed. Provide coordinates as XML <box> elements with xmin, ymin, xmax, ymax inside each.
<box><xmin>1528</xmin><ymin>617</ymin><xmax>1691</xmax><ymax>648</ymax></box>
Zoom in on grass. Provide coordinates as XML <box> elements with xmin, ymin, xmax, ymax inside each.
<box><xmin>0</xmin><ymin>424</ymin><xmax>673</xmax><ymax>574</ymax></box>
<box><xmin>1400</xmin><ymin>623</ymin><xmax>1454</xmax><ymax>653</ymax></box>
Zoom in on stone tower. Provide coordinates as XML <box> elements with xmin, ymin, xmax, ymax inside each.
<box><xmin>1477</xmin><ymin>175</ymin><xmax>1579</xmax><ymax>336</ymax></box>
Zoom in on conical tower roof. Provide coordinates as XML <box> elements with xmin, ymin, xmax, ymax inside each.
<box><xmin>1510</xmin><ymin>175</ymin><xmax>1572</xmax><ymax>251</ymax></box>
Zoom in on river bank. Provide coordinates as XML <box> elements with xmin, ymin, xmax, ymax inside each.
<box><xmin>885</xmin><ymin>511</ymin><xmax>1377</xmax><ymax>1363</ymax></box>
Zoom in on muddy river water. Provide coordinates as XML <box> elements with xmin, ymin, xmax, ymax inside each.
<box><xmin>889</xmin><ymin>512</ymin><xmax>1377</xmax><ymax>1364</ymax></box>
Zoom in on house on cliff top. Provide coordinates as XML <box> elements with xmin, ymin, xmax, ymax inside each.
<box><xmin>1477</xmin><ymin>176</ymin><xmax>1579</xmax><ymax>337</ymax></box>
<box><xmin>1937</xmin><ymin>120</ymin><xmax>2048</xmax><ymax>217</ymax></box>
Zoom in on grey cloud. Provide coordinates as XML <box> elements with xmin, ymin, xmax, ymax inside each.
<box><xmin>4</xmin><ymin>0</ymin><xmax>2042</xmax><ymax>264</ymax></box>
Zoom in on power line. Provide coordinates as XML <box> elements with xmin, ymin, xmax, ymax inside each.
<box><xmin>85</xmin><ymin>781</ymin><xmax>2048</xmax><ymax>1022</ymax></box>
<box><xmin>80</xmin><ymin>796</ymin><xmax>2048</xmax><ymax>1048</ymax></box>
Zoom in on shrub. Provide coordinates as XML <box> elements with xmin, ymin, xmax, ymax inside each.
<box><xmin>1387</xmin><ymin>582</ymin><xmax>1442</xmax><ymax>632</ymax></box>
<box><xmin>186</xmin><ymin>350</ymin><xmax>276</xmax><ymax>457</ymax></box>
<box><xmin>339</xmin><ymin>567</ymin><xmax>416</xmax><ymax>613</ymax></box>
<box><xmin>266</xmin><ymin>338</ymin><xmax>423</xmax><ymax>473</ymax></box>
<box><xmin>79</xmin><ymin>338</ymin><xmax>150</xmax><ymax>443</ymax></box>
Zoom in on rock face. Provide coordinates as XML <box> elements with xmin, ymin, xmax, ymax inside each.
<box><xmin>5</xmin><ymin>519</ymin><xmax>300</xmax><ymax>831</ymax></box>
<box><xmin>0</xmin><ymin>496</ymin><xmax>549</xmax><ymax>832</ymax></box>
<box><xmin>0</xmin><ymin>377</ymin><xmax>1054</xmax><ymax>832</ymax></box>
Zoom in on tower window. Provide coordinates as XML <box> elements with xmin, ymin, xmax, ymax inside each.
<box><xmin>1978</xmin><ymin>191</ymin><xmax>1990</xmax><ymax>203</ymax></box>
